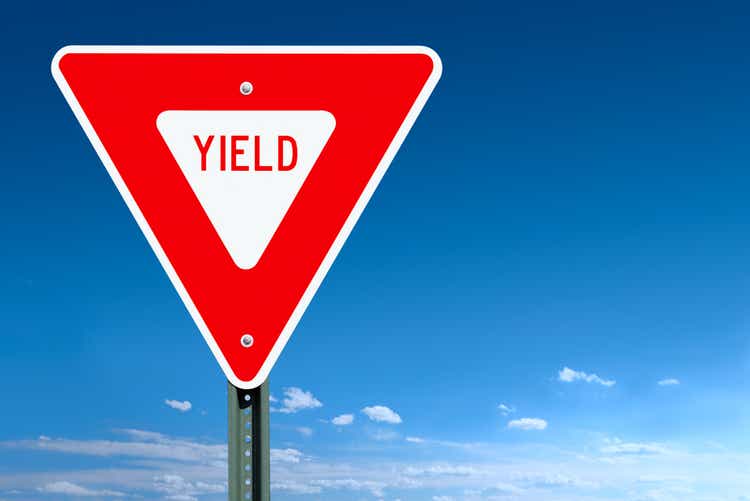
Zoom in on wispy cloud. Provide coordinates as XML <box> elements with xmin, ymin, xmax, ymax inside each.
<box><xmin>601</xmin><ymin>439</ymin><xmax>671</xmax><ymax>456</ymax></box>
<box><xmin>271</xmin><ymin>479</ymin><xmax>321</xmax><ymax>495</ymax></box>
<box><xmin>367</xmin><ymin>428</ymin><xmax>401</xmax><ymax>442</ymax></box>
<box><xmin>164</xmin><ymin>399</ymin><xmax>192</xmax><ymax>412</ymax></box>
<box><xmin>3</xmin><ymin>432</ymin><xmax>225</xmax><ymax>463</ymax></box>
<box><xmin>507</xmin><ymin>418</ymin><xmax>548</xmax><ymax>431</ymax></box>
<box><xmin>403</xmin><ymin>465</ymin><xmax>480</xmax><ymax>477</ymax></box>
<box><xmin>272</xmin><ymin>387</ymin><xmax>322</xmax><ymax>414</ymax></box>
<box><xmin>658</xmin><ymin>378</ymin><xmax>680</xmax><ymax>386</ymax></box>
<box><xmin>361</xmin><ymin>406</ymin><xmax>402</xmax><ymax>424</ymax></box>
<box><xmin>37</xmin><ymin>481</ymin><xmax>125</xmax><ymax>497</ymax></box>
<box><xmin>270</xmin><ymin>448</ymin><xmax>304</xmax><ymax>464</ymax></box>
<box><xmin>116</xmin><ymin>429</ymin><xmax>167</xmax><ymax>442</ymax></box>
<box><xmin>2</xmin><ymin>430</ymin><xmax>312</xmax><ymax>469</ymax></box>
<box><xmin>153</xmin><ymin>474</ymin><xmax>224</xmax><ymax>501</ymax></box>
<box><xmin>472</xmin><ymin>482</ymin><xmax>525</xmax><ymax>496</ymax></box>
<box><xmin>2</xmin><ymin>429</ymin><xmax>750</xmax><ymax>501</ymax></box>
<box><xmin>558</xmin><ymin>367</ymin><xmax>615</xmax><ymax>387</ymax></box>
<box><xmin>498</xmin><ymin>403</ymin><xmax>516</xmax><ymax>416</ymax></box>
<box><xmin>308</xmin><ymin>479</ymin><xmax>387</xmax><ymax>498</ymax></box>
<box><xmin>403</xmin><ymin>436</ymin><xmax>485</xmax><ymax>451</ymax></box>
<box><xmin>331</xmin><ymin>414</ymin><xmax>354</xmax><ymax>426</ymax></box>
<box><xmin>296</xmin><ymin>427</ymin><xmax>313</xmax><ymax>437</ymax></box>
<box><xmin>512</xmin><ymin>471</ymin><xmax>598</xmax><ymax>489</ymax></box>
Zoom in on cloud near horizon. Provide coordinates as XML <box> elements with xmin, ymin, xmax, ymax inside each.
<box><xmin>1</xmin><ymin>428</ymin><xmax>749</xmax><ymax>500</ymax></box>
<box><xmin>38</xmin><ymin>481</ymin><xmax>125</xmax><ymax>497</ymax></box>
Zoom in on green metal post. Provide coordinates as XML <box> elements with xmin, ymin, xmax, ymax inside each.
<box><xmin>228</xmin><ymin>381</ymin><xmax>270</xmax><ymax>501</ymax></box>
<box><xmin>227</xmin><ymin>383</ymin><xmax>243</xmax><ymax>501</ymax></box>
<box><xmin>252</xmin><ymin>382</ymin><xmax>270</xmax><ymax>501</ymax></box>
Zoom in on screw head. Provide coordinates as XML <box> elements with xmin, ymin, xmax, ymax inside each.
<box><xmin>239</xmin><ymin>81</ymin><xmax>253</xmax><ymax>95</ymax></box>
<box><xmin>241</xmin><ymin>334</ymin><xmax>254</xmax><ymax>348</ymax></box>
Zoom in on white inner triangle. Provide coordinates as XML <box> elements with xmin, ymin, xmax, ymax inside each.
<box><xmin>157</xmin><ymin>110</ymin><xmax>336</xmax><ymax>270</ymax></box>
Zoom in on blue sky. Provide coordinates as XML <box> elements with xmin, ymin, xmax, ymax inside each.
<box><xmin>3</xmin><ymin>1</ymin><xmax>750</xmax><ymax>500</ymax></box>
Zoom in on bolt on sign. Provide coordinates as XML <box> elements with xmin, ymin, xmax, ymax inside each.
<box><xmin>52</xmin><ymin>46</ymin><xmax>442</xmax><ymax>388</ymax></box>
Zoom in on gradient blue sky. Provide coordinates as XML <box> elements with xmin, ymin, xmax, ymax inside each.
<box><xmin>2</xmin><ymin>1</ymin><xmax>750</xmax><ymax>500</ymax></box>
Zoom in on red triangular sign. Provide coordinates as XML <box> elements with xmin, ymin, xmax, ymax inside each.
<box><xmin>52</xmin><ymin>46</ymin><xmax>441</xmax><ymax>388</ymax></box>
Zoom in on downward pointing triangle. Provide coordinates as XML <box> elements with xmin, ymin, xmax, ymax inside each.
<box><xmin>52</xmin><ymin>46</ymin><xmax>441</xmax><ymax>387</ymax></box>
<box><xmin>157</xmin><ymin>111</ymin><xmax>336</xmax><ymax>269</ymax></box>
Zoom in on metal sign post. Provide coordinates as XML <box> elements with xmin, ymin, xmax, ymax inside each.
<box><xmin>228</xmin><ymin>382</ymin><xmax>270</xmax><ymax>501</ymax></box>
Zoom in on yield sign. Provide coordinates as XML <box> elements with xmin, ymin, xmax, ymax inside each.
<box><xmin>52</xmin><ymin>46</ymin><xmax>441</xmax><ymax>388</ymax></box>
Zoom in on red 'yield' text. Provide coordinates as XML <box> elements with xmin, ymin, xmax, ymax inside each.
<box><xmin>193</xmin><ymin>135</ymin><xmax>298</xmax><ymax>172</ymax></box>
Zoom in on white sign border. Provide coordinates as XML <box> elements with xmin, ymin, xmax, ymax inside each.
<box><xmin>51</xmin><ymin>45</ymin><xmax>442</xmax><ymax>389</ymax></box>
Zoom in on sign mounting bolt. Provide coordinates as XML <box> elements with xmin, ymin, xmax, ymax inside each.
<box><xmin>241</xmin><ymin>334</ymin><xmax>254</xmax><ymax>348</ymax></box>
<box><xmin>239</xmin><ymin>81</ymin><xmax>253</xmax><ymax>95</ymax></box>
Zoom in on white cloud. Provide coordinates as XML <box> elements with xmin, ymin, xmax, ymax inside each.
<box><xmin>558</xmin><ymin>366</ymin><xmax>615</xmax><ymax>387</ymax></box>
<box><xmin>332</xmin><ymin>414</ymin><xmax>354</xmax><ymax>426</ymax></box>
<box><xmin>367</xmin><ymin>429</ymin><xmax>400</xmax><ymax>441</ymax></box>
<box><xmin>361</xmin><ymin>406</ymin><xmax>402</xmax><ymax>424</ymax></box>
<box><xmin>116</xmin><ymin>429</ymin><xmax>167</xmax><ymax>442</ymax></box>
<box><xmin>4</xmin><ymin>430</ymin><xmax>225</xmax><ymax>463</ymax></box>
<box><xmin>37</xmin><ymin>481</ymin><xmax>125</xmax><ymax>497</ymax></box>
<box><xmin>271</xmin><ymin>480</ymin><xmax>322</xmax><ymax>494</ymax></box>
<box><xmin>6</xmin><ymin>428</ymin><xmax>749</xmax><ymax>501</ymax></box>
<box><xmin>479</xmin><ymin>482</ymin><xmax>525</xmax><ymax>496</ymax></box>
<box><xmin>270</xmin><ymin>448</ymin><xmax>304</xmax><ymax>463</ymax></box>
<box><xmin>497</xmin><ymin>403</ymin><xmax>516</xmax><ymax>416</ymax></box>
<box><xmin>507</xmin><ymin>418</ymin><xmax>548</xmax><ymax>431</ymax></box>
<box><xmin>273</xmin><ymin>387</ymin><xmax>322</xmax><ymax>414</ymax></box>
<box><xmin>310</xmin><ymin>479</ymin><xmax>386</xmax><ymax>498</ymax></box>
<box><xmin>165</xmin><ymin>399</ymin><xmax>192</xmax><ymax>412</ymax></box>
<box><xmin>432</xmin><ymin>496</ymin><xmax>455</xmax><ymax>501</ymax></box>
<box><xmin>658</xmin><ymin>378</ymin><xmax>680</xmax><ymax>386</ymax></box>
<box><xmin>513</xmin><ymin>471</ymin><xmax>598</xmax><ymax>489</ymax></box>
<box><xmin>404</xmin><ymin>465</ymin><xmax>479</xmax><ymax>477</ymax></box>
<box><xmin>601</xmin><ymin>440</ymin><xmax>670</xmax><ymax>456</ymax></box>
<box><xmin>401</xmin><ymin>437</ymin><xmax>485</xmax><ymax>451</ymax></box>
<box><xmin>296</xmin><ymin>427</ymin><xmax>313</xmax><ymax>437</ymax></box>
<box><xmin>153</xmin><ymin>474</ymin><xmax>224</xmax><ymax>500</ymax></box>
